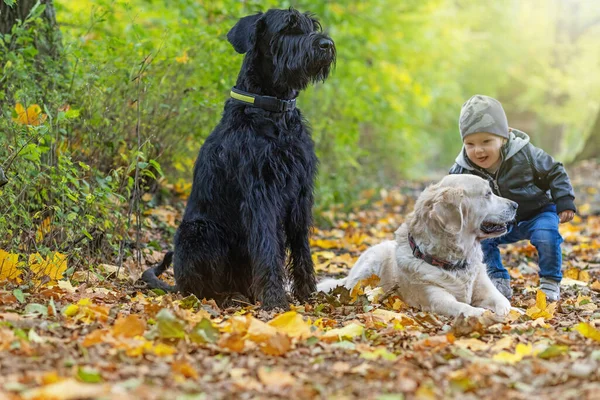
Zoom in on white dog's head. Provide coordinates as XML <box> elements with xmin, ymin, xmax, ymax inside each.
<box><xmin>419</xmin><ymin>174</ymin><xmax>517</xmax><ymax>240</ymax></box>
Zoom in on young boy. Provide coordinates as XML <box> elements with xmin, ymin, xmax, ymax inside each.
<box><xmin>449</xmin><ymin>95</ymin><xmax>576</xmax><ymax>301</ymax></box>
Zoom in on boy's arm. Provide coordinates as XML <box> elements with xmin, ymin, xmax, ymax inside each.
<box><xmin>528</xmin><ymin>144</ymin><xmax>576</xmax><ymax>214</ymax></box>
<box><xmin>448</xmin><ymin>163</ymin><xmax>464</xmax><ymax>175</ymax></box>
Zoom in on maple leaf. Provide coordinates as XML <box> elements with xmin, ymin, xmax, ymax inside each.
<box><xmin>321</xmin><ymin>322</ymin><xmax>364</xmax><ymax>342</ymax></box>
<box><xmin>155</xmin><ymin>308</ymin><xmax>186</xmax><ymax>339</ymax></box>
<box><xmin>29</xmin><ymin>252</ymin><xmax>68</xmax><ymax>284</ymax></box>
<box><xmin>268</xmin><ymin>311</ymin><xmax>313</xmax><ymax>339</ymax></box>
<box><xmin>257</xmin><ymin>367</ymin><xmax>296</xmax><ymax>390</ymax></box>
<box><xmin>260</xmin><ymin>333</ymin><xmax>292</xmax><ymax>356</ymax></box>
<box><xmin>350</xmin><ymin>274</ymin><xmax>380</xmax><ymax>301</ymax></box>
<box><xmin>246</xmin><ymin>315</ymin><xmax>278</xmax><ymax>343</ymax></box>
<box><xmin>190</xmin><ymin>318</ymin><xmax>219</xmax><ymax>344</ymax></box>
<box><xmin>219</xmin><ymin>333</ymin><xmax>246</xmax><ymax>353</ymax></box>
<box><xmin>172</xmin><ymin>360</ymin><xmax>198</xmax><ymax>379</ymax></box>
<box><xmin>492</xmin><ymin>343</ymin><xmax>535</xmax><ymax>364</ymax></box>
<box><xmin>12</xmin><ymin>103</ymin><xmax>47</xmax><ymax>126</ymax></box>
<box><xmin>574</xmin><ymin>322</ymin><xmax>600</xmax><ymax>342</ymax></box>
<box><xmin>112</xmin><ymin>314</ymin><xmax>146</xmax><ymax>338</ymax></box>
<box><xmin>0</xmin><ymin>250</ymin><xmax>22</xmax><ymax>282</ymax></box>
<box><xmin>62</xmin><ymin>298</ymin><xmax>110</xmax><ymax>324</ymax></box>
<box><xmin>35</xmin><ymin>216</ymin><xmax>52</xmax><ymax>243</ymax></box>
<box><xmin>525</xmin><ymin>290</ymin><xmax>556</xmax><ymax>320</ymax></box>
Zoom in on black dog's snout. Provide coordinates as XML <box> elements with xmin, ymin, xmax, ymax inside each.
<box><xmin>318</xmin><ymin>38</ymin><xmax>334</xmax><ymax>50</ymax></box>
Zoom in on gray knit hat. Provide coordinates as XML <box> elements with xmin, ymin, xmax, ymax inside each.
<box><xmin>459</xmin><ymin>95</ymin><xmax>509</xmax><ymax>140</ymax></box>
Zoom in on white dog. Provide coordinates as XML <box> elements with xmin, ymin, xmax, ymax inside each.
<box><xmin>317</xmin><ymin>175</ymin><xmax>518</xmax><ymax>318</ymax></box>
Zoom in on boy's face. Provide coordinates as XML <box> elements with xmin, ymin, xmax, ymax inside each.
<box><xmin>464</xmin><ymin>132</ymin><xmax>504</xmax><ymax>170</ymax></box>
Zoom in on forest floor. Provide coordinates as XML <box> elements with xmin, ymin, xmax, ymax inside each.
<box><xmin>1</xmin><ymin>161</ymin><xmax>600</xmax><ymax>400</ymax></box>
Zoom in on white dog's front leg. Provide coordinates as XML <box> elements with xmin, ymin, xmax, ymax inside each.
<box><xmin>421</xmin><ymin>286</ymin><xmax>486</xmax><ymax>318</ymax></box>
<box><xmin>471</xmin><ymin>264</ymin><xmax>511</xmax><ymax>316</ymax></box>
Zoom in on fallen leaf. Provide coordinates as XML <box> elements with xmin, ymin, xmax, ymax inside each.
<box><xmin>156</xmin><ymin>308</ymin><xmax>186</xmax><ymax>339</ymax></box>
<box><xmin>29</xmin><ymin>252</ymin><xmax>68</xmax><ymax>285</ymax></box>
<box><xmin>525</xmin><ymin>290</ymin><xmax>556</xmax><ymax>320</ymax></box>
<box><xmin>268</xmin><ymin>311</ymin><xmax>313</xmax><ymax>339</ymax></box>
<box><xmin>21</xmin><ymin>378</ymin><xmax>109</xmax><ymax>400</ymax></box>
<box><xmin>574</xmin><ymin>322</ymin><xmax>600</xmax><ymax>342</ymax></box>
<box><xmin>257</xmin><ymin>367</ymin><xmax>296</xmax><ymax>390</ymax></box>
<box><xmin>260</xmin><ymin>333</ymin><xmax>292</xmax><ymax>356</ymax></box>
<box><xmin>0</xmin><ymin>250</ymin><xmax>22</xmax><ymax>282</ymax></box>
<box><xmin>172</xmin><ymin>360</ymin><xmax>198</xmax><ymax>379</ymax></box>
<box><xmin>112</xmin><ymin>314</ymin><xmax>146</xmax><ymax>338</ymax></box>
<box><xmin>321</xmin><ymin>323</ymin><xmax>364</xmax><ymax>342</ymax></box>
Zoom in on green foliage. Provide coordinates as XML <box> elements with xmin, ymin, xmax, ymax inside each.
<box><xmin>1</xmin><ymin>0</ymin><xmax>598</xmax><ymax>265</ymax></box>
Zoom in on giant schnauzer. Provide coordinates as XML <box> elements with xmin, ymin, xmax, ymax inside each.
<box><xmin>141</xmin><ymin>8</ymin><xmax>335</xmax><ymax>310</ymax></box>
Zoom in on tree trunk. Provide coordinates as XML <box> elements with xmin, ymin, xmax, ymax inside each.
<box><xmin>573</xmin><ymin>106</ymin><xmax>600</xmax><ymax>162</ymax></box>
<box><xmin>0</xmin><ymin>0</ymin><xmax>61</xmax><ymax>57</ymax></box>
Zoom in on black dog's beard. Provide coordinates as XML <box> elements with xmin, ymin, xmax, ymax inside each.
<box><xmin>273</xmin><ymin>34</ymin><xmax>335</xmax><ymax>91</ymax></box>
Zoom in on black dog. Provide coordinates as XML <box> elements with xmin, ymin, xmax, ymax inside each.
<box><xmin>141</xmin><ymin>8</ymin><xmax>335</xmax><ymax>310</ymax></box>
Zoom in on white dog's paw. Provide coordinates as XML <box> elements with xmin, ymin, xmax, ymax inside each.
<box><xmin>460</xmin><ymin>306</ymin><xmax>487</xmax><ymax>317</ymax></box>
<box><xmin>493</xmin><ymin>297</ymin><xmax>512</xmax><ymax>317</ymax></box>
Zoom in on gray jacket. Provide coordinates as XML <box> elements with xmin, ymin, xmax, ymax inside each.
<box><xmin>449</xmin><ymin>129</ymin><xmax>576</xmax><ymax>221</ymax></box>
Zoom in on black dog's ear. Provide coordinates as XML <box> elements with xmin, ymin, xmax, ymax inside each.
<box><xmin>227</xmin><ymin>12</ymin><xmax>263</xmax><ymax>54</ymax></box>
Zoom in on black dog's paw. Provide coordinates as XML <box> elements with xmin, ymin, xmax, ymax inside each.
<box><xmin>293</xmin><ymin>280</ymin><xmax>317</xmax><ymax>303</ymax></box>
<box><xmin>260</xmin><ymin>291</ymin><xmax>290</xmax><ymax>311</ymax></box>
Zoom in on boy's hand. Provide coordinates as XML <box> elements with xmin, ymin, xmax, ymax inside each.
<box><xmin>559</xmin><ymin>210</ymin><xmax>575</xmax><ymax>223</ymax></box>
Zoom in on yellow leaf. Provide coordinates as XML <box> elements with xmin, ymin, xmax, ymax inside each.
<box><xmin>36</xmin><ymin>216</ymin><xmax>52</xmax><ymax>243</ymax></box>
<box><xmin>268</xmin><ymin>311</ymin><xmax>313</xmax><ymax>339</ymax></box>
<box><xmin>321</xmin><ymin>323</ymin><xmax>364</xmax><ymax>342</ymax></box>
<box><xmin>491</xmin><ymin>336</ymin><xmax>514</xmax><ymax>352</ymax></box>
<box><xmin>21</xmin><ymin>378</ymin><xmax>110</xmax><ymax>400</ymax></box>
<box><xmin>12</xmin><ymin>103</ymin><xmax>47</xmax><ymax>126</ymax></box>
<box><xmin>0</xmin><ymin>250</ymin><xmax>22</xmax><ymax>282</ymax></box>
<box><xmin>219</xmin><ymin>333</ymin><xmax>246</xmax><ymax>353</ymax></box>
<box><xmin>172</xmin><ymin>360</ymin><xmax>198</xmax><ymax>379</ymax></box>
<box><xmin>574</xmin><ymin>322</ymin><xmax>600</xmax><ymax>342</ymax></box>
<box><xmin>372</xmin><ymin>309</ymin><xmax>416</xmax><ymax>326</ymax></box>
<box><xmin>492</xmin><ymin>343</ymin><xmax>534</xmax><ymax>364</ymax></box>
<box><xmin>29</xmin><ymin>252</ymin><xmax>68</xmax><ymax>284</ymax></box>
<box><xmin>260</xmin><ymin>333</ymin><xmax>292</xmax><ymax>356</ymax></box>
<box><xmin>257</xmin><ymin>367</ymin><xmax>295</xmax><ymax>389</ymax></box>
<box><xmin>525</xmin><ymin>290</ymin><xmax>556</xmax><ymax>320</ymax></box>
<box><xmin>175</xmin><ymin>51</ymin><xmax>189</xmax><ymax>64</ymax></box>
<box><xmin>152</xmin><ymin>342</ymin><xmax>177</xmax><ymax>356</ymax></box>
<box><xmin>246</xmin><ymin>315</ymin><xmax>277</xmax><ymax>343</ymax></box>
<box><xmin>350</xmin><ymin>274</ymin><xmax>380</xmax><ymax>301</ymax></box>
<box><xmin>454</xmin><ymin>338</ymin><xmax>490</xmax><ymax>351</ymax></box>
<box><xmin>590</xmin><ymin>281</ymin><xmax>600</xmax><ymax>292</ymax></box>
<box><xmin>82</xmin><ymin>329</ymin><xmax>107</xmax><ymax>347</ymax></box>
<box><xmin>63</xmin><ymin>304</ymin><xmax>79</xmax><ymax>317</ymax></box>
<box><xmin>309</xmin><ymin>238</ymin><xmax>339</xmax><ymax>249</ymax></box>
<box><xmin>41</xmin><ymin>371</ymin><xmax>62</xmax><ymax>385</ymax></box>
<box><xmin>112</xmin><ymin>315</ymin><xmax>146</xmax><ymax>338</ymax></box>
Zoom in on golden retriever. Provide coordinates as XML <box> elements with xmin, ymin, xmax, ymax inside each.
<box><xmin>317</xmin><ymin>175</ymin><xmax>518</xmax><ymax>318</ymax></box>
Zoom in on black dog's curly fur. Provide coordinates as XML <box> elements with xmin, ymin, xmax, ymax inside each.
<box><xmin>141</xmin><ymin>8</ymin><xmax>335</xmax><ymax>310</ymax></box>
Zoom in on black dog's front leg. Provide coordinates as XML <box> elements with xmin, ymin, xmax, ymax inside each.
<box><xmin>242</xmin><ymin>186</ymin><xmax>289</xmax><ymax>310</ymax></box>
<box><xmin>286</xmin><ymin>188</ymin><xmax>317</xmax><ymax>302</ymax></box>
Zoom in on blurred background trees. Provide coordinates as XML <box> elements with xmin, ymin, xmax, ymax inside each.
<box><xmin>1</xmin><ymin>0</ymin><xmax>599</xmax><ymax>265</ymax></box>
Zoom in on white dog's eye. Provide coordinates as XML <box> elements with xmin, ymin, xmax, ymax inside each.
<box><xmin>486</xmin><ymin>191</ymin><xmax>492</xmax><ymax>198</ymax></box>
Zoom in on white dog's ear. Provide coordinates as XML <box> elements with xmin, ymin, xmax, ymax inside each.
<box><xmin>430</xmin><ymin>187</ymin><xmax>465</xmax><ymax>234</ymax></box>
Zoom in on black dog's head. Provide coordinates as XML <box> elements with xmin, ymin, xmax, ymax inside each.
<box><xmin>227</xmin><ymin>8</ymin><xmax>336</xmax><ymax>93</ymax></box>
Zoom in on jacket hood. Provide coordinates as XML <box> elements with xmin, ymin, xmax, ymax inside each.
<box><xmin>454</xmin><ymin>128</ymin><xmax>530</xmax><ymax>171</ymax></box>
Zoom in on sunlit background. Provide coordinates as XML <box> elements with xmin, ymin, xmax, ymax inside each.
<box><xmin>1</xmin><ymin>0</ymin><xmax>599</xmax><ymax>256</ymax></box>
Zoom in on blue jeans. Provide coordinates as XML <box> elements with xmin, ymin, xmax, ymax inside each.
<box><xmin>481</xmin><ymin>204</ymin><xmax>563</xmax><ymax>282</ymax></box>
